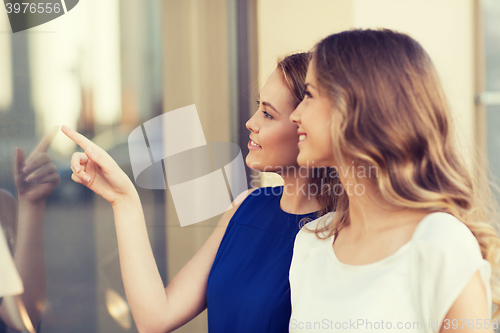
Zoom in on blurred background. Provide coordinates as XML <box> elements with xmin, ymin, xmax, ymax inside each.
<box><xmin>0</xmin><ymin>0</ymin><xmax>499</xmax><ymax>332</ymax></box>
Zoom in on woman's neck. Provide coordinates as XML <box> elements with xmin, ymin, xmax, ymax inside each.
<box><xmin>344</xmin><ymin>177</ymin><xmax>427</xmax><ymax>238</ymax></box>
<box><xmin>278</xmin><ymin>173</ymin><xmax>320</xmax><ymax>215</ymax></box>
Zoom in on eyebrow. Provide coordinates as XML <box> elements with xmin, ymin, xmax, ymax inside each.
<box><xmin>262</xmin><ymin>102</ymin><xmax>280</xmax><ymax>114</ymax></box>
<box><xmin>258</xmin><ymin>95</ymin><xmax>281</xmax><ymax>115</ymax></box>
<box><xmin>305</xmin><ymin>83</ymin><xmax>316</xmax><ymax>90</ymax></box>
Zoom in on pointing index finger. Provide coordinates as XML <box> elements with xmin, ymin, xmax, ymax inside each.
<box><xmin>61</xmin><ymin>125</ymin><xmax>94</xmax><ymax>151</ymax></box>
<box><xmin>25</xmin><ymin>126</ymin><xmax>58</xmax><ymax>164</ymax></box>
<box><xmin>13</xmin><ymin>147</ymin><xmax>25</xmax><ymax>178</ymax></box>
<box><xmin>36</xmin><ymin>126</ymin><xmax>58</xmax><ymax>152</ymax></box>
<box><xmin>61</xmin><ymin>125</ymin><xmax>114</xmax><ymax>174</ymax></box>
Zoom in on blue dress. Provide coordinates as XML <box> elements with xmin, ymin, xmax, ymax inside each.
<box><xmin>206</xmin><ymin>186</ymin><xmax>318</xmax><ymax>332</ymax></box>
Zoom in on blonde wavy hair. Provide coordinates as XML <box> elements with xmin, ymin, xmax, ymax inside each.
<box><xmin>310</xmin><ymin>29</ymin><xmax>500</xmax><ymax>317</ymax></box>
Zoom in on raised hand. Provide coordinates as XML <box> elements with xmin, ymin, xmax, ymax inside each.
<box><xmin>13</xmin><ymin>128</ymin><xmax>61</xmax><ymax>204</ymax></box>
<box><xmin>61</xmin><ymin>126</ymin><xmax>136</xmax><ymax>206</ymax></box>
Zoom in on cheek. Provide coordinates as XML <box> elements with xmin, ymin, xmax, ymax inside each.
<box><xmin>320</xmin><ymin>120</ymin><xmax>337</xmax><ymax>163</ymax></box>
<box><xmin>266</xmin><ymin>121</ymin><xmax>296</xmax><ymax>142</ymax></box>
<box><xmin>305</xmin><ymin>108</ymin><xmax>334</xmax><ymax>155</ymax></box>
<box><xmin>279</xmin><ymin>124</ymin><xmax>300</xmax><ymax>147</ymax></box>
<box><xmin>266</xmin><ymin>125</ymin><xmax>300</xmax><ymax>157</ymax></box>
<box><xmin>319</xmin><ymin>121</ymin><xmax>333</xmax><ymax>153</ymax></box>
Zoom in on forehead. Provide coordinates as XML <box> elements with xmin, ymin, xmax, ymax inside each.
<box><xmin>260</xmin><ymin>69</ymin><xmax>295</xmax><ymax>112</ymax></box>
<box><xmin>305</xmin><ymin>60</ymin><xmax>318</xmax><ymax>84</ymax></box>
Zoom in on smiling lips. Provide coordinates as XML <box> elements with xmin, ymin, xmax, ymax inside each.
<box><xmin>298</xmin><ymin>133</ymin><xmax>307</xmax><ymax>144</ymax></box>
<box><xmin>249</xmin><ymin>133</ymin><xmax>305</xmax><ymax>150</ymax></box>
<box><xmin>248</xmin><ymin>139</ymin><xmax>262</xmax><ymax>150</ymax></box>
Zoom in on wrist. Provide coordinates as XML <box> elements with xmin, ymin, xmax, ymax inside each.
<box><xmin>18</xmin><ymin>197</ymin><xmax>47</xmax><ymax>208</ymax></box>
<box><xmin>111</xmin><ymin>190</ymin><xmax>140</xmax><ymax>210</ymax></box>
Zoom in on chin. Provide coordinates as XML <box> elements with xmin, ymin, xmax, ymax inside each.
<box><xmin>245</xmin><ymin>155</ymin><xmax>253</xmax><ymax>168</ymax></box>
<box><xmin>246</xmin><ymin>155</ymin><xmax>262</xmax><ymax>170</ymax></box>
<box><xmin>296</xmin><ymin>145</ymin><xmax>314</xmax><ymax>166</ymax></box>
<box><xmin>297</xmin><ymin>153</ymin><xmax>329</xmax><ymax>168</ymax></box>
<box><xmin>296</xmin><ymin>152</ymin><xmax>310</xmax><ymax>167</ymax></box>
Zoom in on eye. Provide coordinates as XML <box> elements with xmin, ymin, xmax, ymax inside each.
<box><xmin>303</xmin><ymin>89</ymin><xmax>312</xmax><ymax>99</ymax></box>
<box><xmin>262</xmin><ymin>110</ymin><xmax>273</xmax><ymax>119</ymax></box>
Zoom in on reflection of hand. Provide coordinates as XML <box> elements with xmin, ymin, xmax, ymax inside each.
<box><xmin>61</xmin><ymin>126</ymin><xmax>136</xmax><ymax>206</ymax></box>
<box><xmin>13</xmin><ymin>130</ymin><xmax>61</xmax><ymax>204</ymax></box>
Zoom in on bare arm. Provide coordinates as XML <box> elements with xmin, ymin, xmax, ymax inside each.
<box><xmin>112</xmin><ymin>189</ymin><xmax>253</xmax><ymax>332</ymax></box>
<box><xmin>0</xmin><ymin>132</ymin><xmax>60</xmax><ymax>330</ymax></box>
<box><xmin>440</xmin><ymin>271</ymin><xmax>492</xmax><ymax>333</ymax></box>
<box><xmin>62</xmin><ymin>125</ymin><xmax>255</xmax><ymax>332</ymax></box>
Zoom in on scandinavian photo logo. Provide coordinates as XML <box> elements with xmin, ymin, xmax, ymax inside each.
<box><xmin>128</xmin><ymin>104</ymin><xmax>248</xmax><ymax>227</ymax></box>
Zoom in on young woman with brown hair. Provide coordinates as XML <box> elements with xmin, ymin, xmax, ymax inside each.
<box><xmin>289</xmin><ymin>29</ymin><xmax>500</xmax><ymax>332</ymax></box>
<box><xmin>62</xmin><ymin>52</ymin><xmax>337</xmax><ymax>332</ymax></box>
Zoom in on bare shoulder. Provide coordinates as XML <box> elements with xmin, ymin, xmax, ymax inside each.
<box><xmin>217</xmin><ymin>188</ymin><xmax>259</xmax><ymax>228</ymax></box>
<box><xmin>233</xmin><ymin>187</ymin><xmax>259</xmax><ymax>206</ymax></box>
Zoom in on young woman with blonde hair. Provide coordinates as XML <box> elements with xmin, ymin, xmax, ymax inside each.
<box><xmin>289</xmin><ymin>29</ymin><xmax>500</xmax><ymax>332</ymax></box>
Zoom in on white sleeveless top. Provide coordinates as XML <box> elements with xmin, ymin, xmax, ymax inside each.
<box><xmin>289</xmin><ymin>212</ymin><xmax>492</xmax><ymax>333</ymax></box>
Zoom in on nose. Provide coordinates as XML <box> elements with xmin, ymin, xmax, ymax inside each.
<box><xmin>246</xmin><ymin>112</ymin><xmax>259</xmax><ymax>133</ymax></box>
<box><xmin>289</xmin><ymin>101</ymin><xmax>303</xmax><ymax>125</ymax></box>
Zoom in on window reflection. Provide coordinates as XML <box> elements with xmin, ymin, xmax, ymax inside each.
<box><xmin>0</xmin><ymin>11</ymin><xmax>13</xmax><ymax>112</ymax></box>
<box><xmin>1</xmin><ymin>0</ymin><xmax>163</xmax><ymax>332</ymax></box>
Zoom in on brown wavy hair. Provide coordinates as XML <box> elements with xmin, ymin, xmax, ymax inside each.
<box><xmin>277</xmin><ymin>52</ymin><xmax>339</xmax><ymax>219</ymax></box>
<box><xmin>309</xmin><ymin>29</ymin><xmax>500</xmax><ymax>316</ymax></box>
